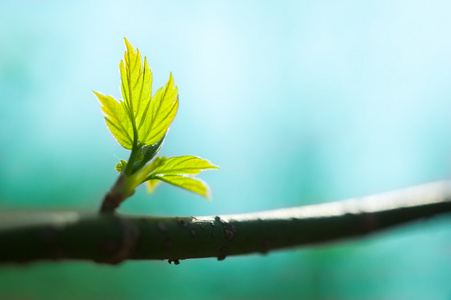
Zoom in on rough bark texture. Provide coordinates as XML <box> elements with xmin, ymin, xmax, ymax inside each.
<box><xmin>1</xmin><ymin>181</ymin><xmax>451</xmax><ymax>265</ymax></box>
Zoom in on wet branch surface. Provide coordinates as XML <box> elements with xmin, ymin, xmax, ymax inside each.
<box><xmin>1</xmin><ymin>181</ymin><xmax>451</xmax><ymax>265</ymax></box>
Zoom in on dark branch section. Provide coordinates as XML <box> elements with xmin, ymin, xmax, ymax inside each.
<box><xmin>1</xmin><ymin>181</ymin><xmax>451</xmax><ymax>264</ymax></box>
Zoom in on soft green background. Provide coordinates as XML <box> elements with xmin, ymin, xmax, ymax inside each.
<box><xmin>2</xmin><ymin>1</ymin><xmax>451</xmax><ymax>299</ymax></box>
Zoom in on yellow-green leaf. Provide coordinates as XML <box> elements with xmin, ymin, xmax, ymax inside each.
<box><xmin>120</xmin><ymin>39</ymin><xmax>153</xmax><ymax>131</ymax></box>
<box><xmin>118</xmin><ymin>38</ymin><xmax>177</xmax><ymax>147</ymax></box>
<box><xmin>135</xmin><ymin>57</ymin><xmax>153</xmax><ymax>134</ymax></box>
<box><xmin>156</xmin><ymin>175</ymin><xmax>211</xmax><ymax>199</ymax></box>
<box><xmin>96</xmin><ymin>39</ymin><xmax>219</xmax><ymax>203</ymax></box>
<box><xmin>115</xmin><ymin>159</ymin><xmax>128</xmax><ymax>172</ymax></box>
<box><xmin>94</xmin><ymin>91</ymin><xmax>133</xmax><ymax>149</ymax></box>
<box><xmin>140</xmin><ymin>74</ymin><xmax>179</xmax><ymax>145</ymax></box>
<box><xmin>150</xmin><ymin>155</ymin><xmax>219</xmax><ymax>176</ymax></box>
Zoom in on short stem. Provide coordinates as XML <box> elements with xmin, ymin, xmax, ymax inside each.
<box><xmin>123</xmin><ymin>145</ymin><xmax>140</xmax><ymax>176</ymax></box>
<box><xmin>99</xmin><ymin>175</ymin><xmax>134</xmax><ymax>214</ymax></box>
<box><xmin>133</xmin><ymin>154</ymin><xmax>149</xmax><ymax>173</ymax></box>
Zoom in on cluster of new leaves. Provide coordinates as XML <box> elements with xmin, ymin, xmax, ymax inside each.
<box><xmin>95</xmin><ymin>39</ymin><xmax>218</xmax><ymax>199</ymax></box>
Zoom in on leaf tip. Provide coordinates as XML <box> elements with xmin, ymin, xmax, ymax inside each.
<box><xmin>201</xmin><ymin>181</ymin><xmax>212</xmax><ymax>201</ymax></box>
<box><xmin>93</xmin><ymin>91</ymin><xmax>107</xmax><ymax>105</ymax></box>
<box><xmin>147</xmin><ymin>179</ymin><xmax>161</xmax><ymax>194</ymax></box>
<box><xmin>124</xmin><ymin>38</ymin><xmax>136</xmax><ymax>54</ymax></box>
<box><xmin>123</xmin><ymin>37</ymin><xmax>131</xmax><ymax>47</ymax></box>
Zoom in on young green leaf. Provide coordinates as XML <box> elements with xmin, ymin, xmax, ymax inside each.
<box><xmin>97</xmin><ymin>39</ymin><xmax>219</xmax><ymax>213</ymax></box>
<box><xmin>139</xmin><ymin>75</ymin><xmax>178</xmax><ymax>146</ymax></box>
<box><xmin>155</xmin><ymin>175</ymin><xmax>211</xmax><ymax>199</ymax></box>
<box><xmin>149</xmin><ymin>155</ymin><xmax>219</xmax><ymax>176</ymax></box>
<box><xmin>115</xmin><ymin>159</ymin><xmax>128</xmax><ymax>172</ymax></box>
<box><xmin>95</xmin><ymin>39</ymin><xmax>178</xmax><ymax>150</ymax></box>
<box><xmin>120</xmin><ymin>39</ymin><xmax>152</xmax><ymax>135</ymax></box>
<box><xmin>94</xmin><ymin>92</ymin><xmax>133</xmax><ymax>149</ymax></box>
<box><xmin>144</xmin><ymin>156</ymin><xmax>218</xmax><ymax>199</ymax></box>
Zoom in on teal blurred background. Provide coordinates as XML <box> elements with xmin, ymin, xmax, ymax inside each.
<box><xmin>1</xmin><ymin>0</ymin><xmax>451</xmax><ymax>299</ymax></box>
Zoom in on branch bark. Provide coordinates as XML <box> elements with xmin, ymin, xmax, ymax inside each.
<box><xmin>2</xmin><ymin>181</ymin><xmax>451</xmax><ymax>265</ymax></box>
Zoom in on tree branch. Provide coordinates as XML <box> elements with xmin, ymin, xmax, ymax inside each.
<box><xmin>2</xmin><ymin>181</ymin><xmax>451</xmax><ymax>265</ymax></box>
